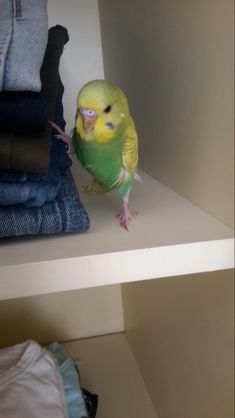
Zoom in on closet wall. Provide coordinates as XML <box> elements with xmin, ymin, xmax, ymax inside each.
<box><xmin>0</xmin><ymin>1</ymin><xmax>233</xmax><ymax>417</ymax></box>
<box><xmin>122</xmin><ymin>270</ymin><xmax>234</xmax><ymax>418</ymax></box>
<box><xmin>99</xmin><ymin>1</ymin><xmax>234</xmax><ymax>417</ymax></box>
<box><xmin>47</xmin><ymin>0</ymin><xmax>104</xmax><ymax>128</ymax></box>
<box><xmin>0</xmin><ymin>285</ymin><xmax>124</xmax><ymax>348</ymax></box>
<box><xmin>99</xmin><ymin>0</ymin><xmax>234</xmax><ymax>227</ymax></box>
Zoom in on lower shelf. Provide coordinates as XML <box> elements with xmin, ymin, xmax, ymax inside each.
<box><xmin>63</xmin><ymin>333</ymin><xmax>158</xmax><ymax>418</ymax></box>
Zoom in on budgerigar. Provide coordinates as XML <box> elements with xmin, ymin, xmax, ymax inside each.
<box><xmin>52</xmin><ymin>79</ymin><xmax>139</xmax><ymax>230</ymax></box>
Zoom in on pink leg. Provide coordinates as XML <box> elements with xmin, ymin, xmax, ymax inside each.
<box><xmin>117</xmin><ymin>197</ymin><xmax>136</xmax><ymax>230</ymax></box>
<box><xmin>50</xmin><ymin>121</ymin><xmax>73</xmax><ymax>154</ymax></box>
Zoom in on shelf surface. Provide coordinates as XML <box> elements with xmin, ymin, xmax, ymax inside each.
<box><xmin>0</xmin><ymin>161</ymin><xmax>234</xmax><ymax>300</ymax></box>
<box><xmin>63</xmin><ymin>333</ymin><xmax>158</xmax><ymax>418</ymax></box>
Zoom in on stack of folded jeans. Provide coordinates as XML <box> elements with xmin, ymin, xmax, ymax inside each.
<box><xmin>0</xmin><ymin>3</ymin><xmax>90</xmax><ymax>237</ymax></box>
<box><xmin>0</xmin><ymin>0</ymin><xmax>50</xmax><ymax>173</ymax></box>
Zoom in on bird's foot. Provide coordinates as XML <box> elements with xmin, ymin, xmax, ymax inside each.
<box><xmin>50</xmin><ymin>121</ymin><xmax>73</xmax><ymax>154</ymax></box>
<box><xmin>84</xmin><ymin>179</ymin><xmax>110</xmax><ymax>193</ymax></box>
<box><xmin>83</xmin><ymin>184</ymin><xmax>94</xmax><ymax>192</ymax></box>
<box><xmin>117</xmin><ymin>206</ymin><xmax>137</xmax><ymax>231</ymax></box>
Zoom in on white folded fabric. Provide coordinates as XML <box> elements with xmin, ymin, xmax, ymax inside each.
<box><xmin>0</xmin><ymin>340</ymin><xmax>69</xmax><ymax>418</ymax></box>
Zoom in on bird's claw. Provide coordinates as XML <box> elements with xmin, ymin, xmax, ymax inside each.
<box><xmin>83</xmin><ymin>184</ymin><xmax>94</xmax><ymax>192</ymax></box>
<box><xmin>116</xmin><ymin>210</ymin><xmax>137</xmax><ymax>230</ymax></box>
<box><xmin>50</xmin><ymin>121</ymin><xmax>73</xmax><ymax>154</ymax></box>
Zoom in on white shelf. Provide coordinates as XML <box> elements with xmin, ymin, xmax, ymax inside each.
<box><xmin>0</xmin><ymin>161</ymin><xmax>233</xmax><ymax>301</ymax></box>
<box><xmin>63</xmin><ymin>333</ymin><xmax>158</xmax><ymax>418</ymax></box>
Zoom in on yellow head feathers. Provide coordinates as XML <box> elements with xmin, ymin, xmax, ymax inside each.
<box><xmin>76</xmin><ymin>80</ymin><xmax>130</xmax><ymax>143</ymax></box>
<box><xmin>77</xmin><ymin>79</ymin><xmax>129</xmax><ymax>115</ymax></box>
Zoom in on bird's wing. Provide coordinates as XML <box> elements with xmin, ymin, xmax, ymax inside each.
<box><xmin>122</xmin><ymin>116</ymin><xmax>138</xmax><ymax>174</ymax></box>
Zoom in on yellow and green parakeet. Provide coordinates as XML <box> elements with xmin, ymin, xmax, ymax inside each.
<box><xmin>52</xmin><ymin>79</ymin><xmax>139</xmax><ymax>230</ymax></box>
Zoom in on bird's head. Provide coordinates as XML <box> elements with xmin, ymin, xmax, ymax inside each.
<box><xmin>76</xmin><ymin>80</ymin><xmax>129</xmax><ymax>143</ymax></box>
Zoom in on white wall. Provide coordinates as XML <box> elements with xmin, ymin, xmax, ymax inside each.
<box><xmin>0</xmin><ymin>285</ymin><xmax>124</xmax><ymax>348</ymax></box>
<box><xmin>122</xmin><ymin>270</ymin><xmax>234</xmax><ymax>418</ymax></box>
<box><xmin>48</xmin><ymin>0</ymin><xmax>104</xmax><ymax>129</ymax></box>
<box><xmin>99</xmin><ymin>0</ymin><xmax>234</xmax><ymax>228</ymax></box>
<box><xmin>99</xmin><ymin>1</ymin><xmax>234</xmax><ymax>417</ymax></box>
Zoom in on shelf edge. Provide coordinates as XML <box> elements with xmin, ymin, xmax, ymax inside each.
<box><xmin>0</xmin><ymin>238</ymin><xmax>233</xmax><ymax>301</ymax></box>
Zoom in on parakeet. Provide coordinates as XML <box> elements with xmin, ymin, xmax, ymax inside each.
<box><xmin>52</xmin><ymin>79</ymin><xmax>139</xmax><ymax>230</ymax></box>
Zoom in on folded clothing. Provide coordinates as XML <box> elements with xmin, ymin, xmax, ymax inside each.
<box><xmin>0</xmin><ymin>169</ymin><xmax>90</xmax><ymax>237</ymax></box>
<box><xmin>0</xmin><ymin>340</ymin><xmax>68</xmax><ymax>418</ymax></box>
<box><xmin>0</xmin><ymin>0</ymin><xmax>48</xmax><ymax>92</ymax></box>
<box><xmin>82</xmin><ymin>388</ymin><xmax>98</xmax><ymax>418</ymax></box>
<box><xmin>0</xmin><ymin>28</ymin><xmax>90</xmax><ymax>237</ymax></box>
<box><xmin>48</xmin><ymin>342</ymin><xmax>88</xmax><ymax>418</ymax></box>
<box><xmin>0</xmin><ymin>25</ymin><xmax>69</xmax><ymax>173</ymax></box>
<box><xmin>40</xmin><ymin>25</ymin><xmax>70</xmax><ymax>122</ymax></box>
<box><xmin>0</xmin><ymin>91</ymin><xmax>48</xmax><ymax>134</ymax></box>
<box><xmin>0</xmin><ymin>78</ymin><xmax>72</xmax><ymax>207</ymax></box>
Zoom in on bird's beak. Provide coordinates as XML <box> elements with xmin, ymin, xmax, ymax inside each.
<box><xmin>82</xmin><ymin>116</ymin><xmax>97</xmax><ymax>133</ymax></box>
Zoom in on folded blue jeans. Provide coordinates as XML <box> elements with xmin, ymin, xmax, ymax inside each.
<box><xmin>0</xmin><ymin>25</ymin><xmax>69</xmax><ymax>173</ymax></box>
<box><xmin>0</xmin><ymin>78</ymin><xmax>71</xmax><ymax>207</ymax></box>
<box><xmin>0</xmin><ymin>170</ymin><xmax>90</xmax><ymax>237</ymax></box>
<box><xmin>0</xmin><ymin>91</ymin><xmax>48</xmax><ymax>134</ymax></box>
<box><xmin>0</xmin><ymin>0</ymin><xmax>48</xmax><ymax>92</ymax></box>
<box><xmin>0</xmin><ymin>76</ymin><xmax>90</xmax><ymax>236</ymax></box>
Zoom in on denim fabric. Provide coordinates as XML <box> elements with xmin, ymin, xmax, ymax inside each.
<box><xmin>0</xmin><ymin>78</ymin><xmax>72</xmax><ymax>207</ymax></box>
<box><xmin>47</xmin><ymin>342</ymin><xmax>88</xmax><ymax>418</ymax></box>
<box><xmin>0</xmin><ymin>0</ymin><xmax>48</xmax><ymax>92</ymax></box>
<box><xmin>0</xmin><ymin>73</ymin><xmax>90</xmax><ymax>235</ymax></box>
<box><xmin>0</xmin><ymin>25</ymin><xmax>69</xmax><ymax>173</ymax></box>
<box><xmin>0</xmin><ymin>1</ymin><xmax>12</xmax><ymax>91</ymax></box>
<box><xmin>0</xmin><ymin>170</ymin><xmax>90</xmax><ymax>237</ymax></box>
<box><xmin>0</xmin><ymin>180</ymin><xmax>61</xmax><ymax>207</ymax></box>
<box><xmin>0</xmin><ymin>91</ymin><xmax>48</xmax><ymax>133</ymax></box>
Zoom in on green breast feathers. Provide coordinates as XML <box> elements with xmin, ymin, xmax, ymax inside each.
<box><xmin>73</xmin><ymin>129</ymin><xmax>126</xmax><ymax>192</ymax></box>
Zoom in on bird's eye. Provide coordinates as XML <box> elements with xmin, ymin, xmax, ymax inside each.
<box><xmin>80</xmin><ymin>109</ymin><xmax>96</xmax><ymax>118</ymax></box>
<box><xmin>104</xmin><ymin>105</ymin><xmax>112</xmax><ymax>113</ymax></box>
